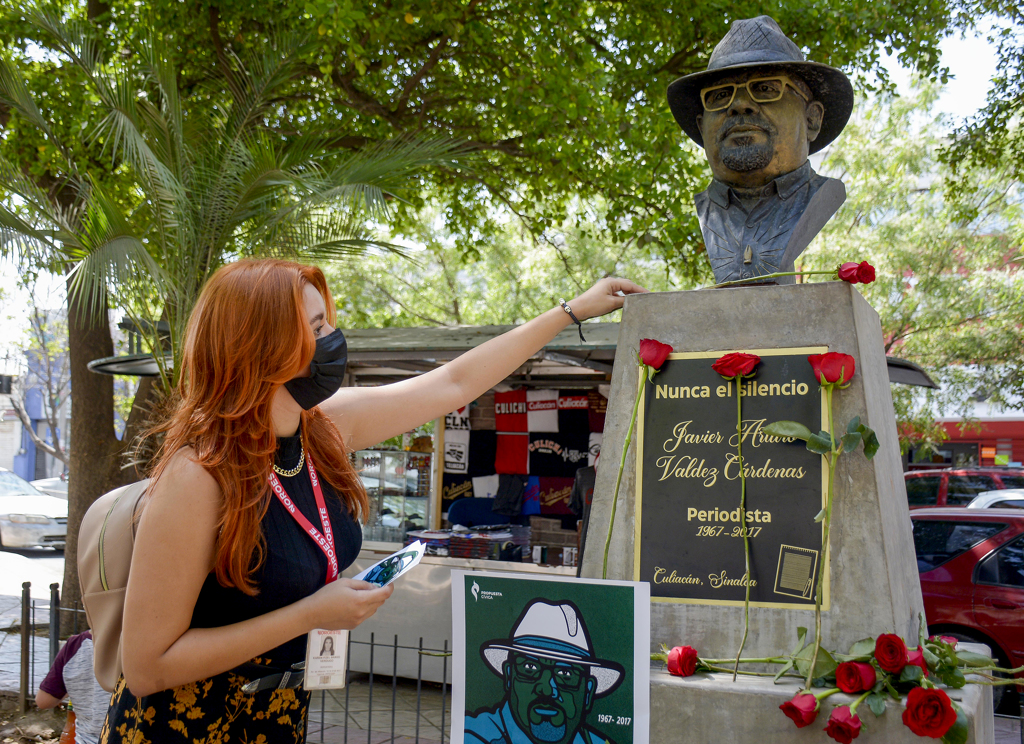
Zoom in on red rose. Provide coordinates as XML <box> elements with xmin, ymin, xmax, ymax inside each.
<box><xmin>837</xmin><ymin>261</ymin><xmax>876</xmax><ymax>285</ymax></box>
<box><xmin>639</xmin><ymin>339</ymin><xmax>673</xmax><ymax>370</ymax></box>
<box><xmin>835</xmin><ymin>661</ymin><xmax>877</xmax><ymax>693</ymax></box>
<box><xmin>874</xmin><ymin>633</ymin><xmax>909</xmax><ymax>673</ymax></box>
<box><xmin>928</xmin><ymin>635</ymin><xmax>958</xmax><ymax>648</ymax></box>
<box><xmin>712</xmin><ymin>352</ymin><xmax>761</xmax><ymax>378</ymax></box>
<box><xmin>808</xmin><ymin>352</ymin><xmax>856</xmax><ymax>386</ymax></box>
<box><xmin>825</xmin><ymin>706</ymin><xmax>862</xmax><ymax>743</ymax></box>
<box><xmin>837</xmin><ymin>262</ymin><xmax>861</xmax><ymax>282</ymax></box>
<box><xmin>666</xmin><ymin>645</ymin><xmax>698</xmax><ymax>677</ymax></box>
<box><xmin>779</xmin><ymin>693</ymin><xmax>819</xmax><ymax>728</ymax></box>
<box><xmin>907</xmin><ymin>646</ymin><xmax>929</xmax><ymax>677</ymax></box>
<box><xmin>902</xmin><ymin>687</ymin><xmax>958</xmax><ymax>738</ymax></box>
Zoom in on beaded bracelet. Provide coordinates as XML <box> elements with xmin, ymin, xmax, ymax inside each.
<box><xmin>558</xmin><ymin>298</ymin><xmax>586</xmax><ymax>343</ymax></box>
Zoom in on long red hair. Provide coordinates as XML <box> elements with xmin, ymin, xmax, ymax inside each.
<box><xmin>149</xmin><ymin>259</ymin><xmax>367</xmax><ymax>595</ymax></box>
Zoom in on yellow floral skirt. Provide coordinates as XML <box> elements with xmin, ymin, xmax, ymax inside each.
<box><xmin>100</xmin><ymin>661</ymin><xmax>310</xmax><ymax>744</ymax></box>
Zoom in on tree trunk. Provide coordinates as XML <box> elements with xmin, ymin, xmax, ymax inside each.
<box><xmin>61</xmin><ymin>288</ymin><xmax>165</xmax><ymax>624</ymax></box>
<box><xmin>62</xmin><ymin>284</ymin><xmax>120</xmax><ymax>622</ymax></box>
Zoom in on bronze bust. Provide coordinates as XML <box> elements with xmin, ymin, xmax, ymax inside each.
<box><xmin>668</xmin><ymin>16</ymin><xmax>854</xmax><ymax>284</ymax></box>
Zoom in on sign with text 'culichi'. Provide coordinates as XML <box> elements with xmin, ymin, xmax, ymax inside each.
<box><xmin>635</xmin><ymin>348</ymin><xmax>829</xmax><ymax>609</ymax></box>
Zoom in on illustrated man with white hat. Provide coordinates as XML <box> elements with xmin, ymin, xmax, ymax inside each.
<box><xmin>465</xmin><ymin>600</ymin><xmax>624</xmax><ymax>744</ymax></box>
<box><xmin>667</xmin><ymin>15</ymin><xmax>854</xmax><ymax>284</ymax></box>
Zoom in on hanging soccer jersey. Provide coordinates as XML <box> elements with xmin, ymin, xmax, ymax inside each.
<box><xmin>526</xmin><ymin>389</ymin><xmax>559</xmax><ymax>432</ymax></box>
<box><xmin>494</xmin><ymin>390</ymin><xmax>528</xmax><ymax>432</ymax></box>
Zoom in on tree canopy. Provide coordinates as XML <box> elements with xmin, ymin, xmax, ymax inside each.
<box><xmin>1</xmin><ymin>0</ymin><xmax>994</xmax><ymax>280</ymax></box>
<box><xmin>803</xmin><ymin>84</ymin><xmax>1024</xmax><ymax>450</ymax></box>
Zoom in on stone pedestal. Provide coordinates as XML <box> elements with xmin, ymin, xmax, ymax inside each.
<box><xmin>650</xmin><ymin>659</ymin><xmax>993</xmax><ymax>743</ymax></box>
<box><xmin>580</xmin><ymin>282</ymin><xmax>925</xmax><ymax>659</ymax></box>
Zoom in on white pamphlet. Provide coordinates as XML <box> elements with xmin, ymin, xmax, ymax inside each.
<box><xmin>353</xmin><ymin>540</ymin><xmax>425</xmax><ymax>587</ymax></box>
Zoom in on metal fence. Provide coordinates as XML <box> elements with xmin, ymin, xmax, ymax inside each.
<box><xmin>13</xmin><ymin>582</ymin><xmax>452</xmax><ymax>744</ymax></box>
<box><xmin>14</xmin><ymin>581</ymin><xmax>87</xmax><ymax>714</ymax></box>
<box><xmin>307</xmin><ymin>634</ymin><xmax>451</xmax><ymax>744</ymax></box>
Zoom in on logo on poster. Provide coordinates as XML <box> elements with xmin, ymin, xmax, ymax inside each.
<box><xmin>473</xmin><ymin>584</ymin><xmax>503</xmax><ymax>601</ymax></box>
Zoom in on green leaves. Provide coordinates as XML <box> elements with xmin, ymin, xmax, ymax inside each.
<box><xmin>794</xmin><ymin>642</ymin><xmax>837</xmax><ymax>680</ymax></box>
<box><xmin>847</xmin><ymin>638</ymin><xmax>876</xmax><ymax>660</ymax></box>
<box><xmin>866</xmin><ymin>692</ymin><xmax>887</xmax><ymax>717</ymax></box>
<box><xmin>764</xmin><ymin>418</ymin><xmax>878</xmax><ymax>460</ymax></box>
<box><xmin>954</xmin><ymin>651</ymin><xmax>992</xmax><ymax>668</ymax></box>
<box><xmin>774</xmin><ymin>627</ymin><xmax>808</xmax><ymax>683</ymax></box>
<box><xmin>899</xmin><ymin>664</ymin><xmax>924</xmax><ymax>683</ymax></box>
<box><xmin>806</xmin><ymin>431</ymin><xmax>833</xmax><ymax>455</ymax></box>
<box><xmin>841</xmin><ymin>432</ymin><xmax>861</xmax><ymax>452</ymax></box>
<box><xmin>941</xmin><ymin>706</ymin><xmax>969</xmax><ymax>744</ymax></box>
<box><xmin>936</xmin><ymin>665</ymin><xmax>967</xmax><ymax>689</ymax></box>
<box><xmin>763</xmin><ymin>421</ymin><xmax>813</xmax><ymax>441</ymax></box>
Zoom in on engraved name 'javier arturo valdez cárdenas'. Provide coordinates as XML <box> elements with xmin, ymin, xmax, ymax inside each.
<box><xmin>654</xmin><ymin>416</ymin><xmax>807</xmax><ymax>488</ymax></box>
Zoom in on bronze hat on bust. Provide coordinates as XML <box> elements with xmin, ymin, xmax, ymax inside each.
<box><xmin>667</xmin><ymin>15</ymin><xmax>853</xmax><ymax>154</ymax></box>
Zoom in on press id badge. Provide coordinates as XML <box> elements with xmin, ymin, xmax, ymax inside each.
<box><xmin>304</xmin><ymin>628</ymin><xmax>349</xmax><ymax>689</ymax></box>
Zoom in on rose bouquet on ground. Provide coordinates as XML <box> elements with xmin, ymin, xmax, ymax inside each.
<box><xmin>653</xmin><ymin>622</ymin><xmax>1022</xmax><ymax>743</ymax></box>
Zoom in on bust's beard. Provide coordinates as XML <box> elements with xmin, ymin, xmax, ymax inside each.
<box><xmin>720</xmin><ymin>141</ymin><xmax>774</xmax><ymax>172</ymax></box>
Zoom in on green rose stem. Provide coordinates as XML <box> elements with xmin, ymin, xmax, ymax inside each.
<box><xmin>848</xmin><ymin>689</ymin><xmax>873</xmax><ymax>717</ymax></box>
<box><xmin>603</xmin><ymin>365</ymin><xmax>649</xmax><ymax>580</ymax></box>
<box><xmin>703</xmin><ymin>665</ymin><xmax>801</xmax><ymax>678</ymax></box>
<box><xmin>713</xmin><ymin>270</ymin><xmax>837</xmax><ymax>289</ymax></box>
<box><xmin>650</xmin><ymin>652</ymin><xmax>787</xmax><ymax>665</ymax></box>
<box><xmin>731</xmin><ymin>375</ymin><xmax>752</xmax><ymax>681</ymax></box>
<box><xmin>806</xmin><ymin>384</ymin><xmax>841</xmax><ymax>688</ymax></box>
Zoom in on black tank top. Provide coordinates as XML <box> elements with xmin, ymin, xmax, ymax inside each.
<box><xmin>189</xmin><ymin>430</ymin><xmax>363</xmax><ymax>664</ymax></box>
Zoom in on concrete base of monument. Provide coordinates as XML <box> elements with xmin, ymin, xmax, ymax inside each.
<box><xmin>582</xmin><ymin>282</ymin><xmax>926</xmax><ymax>660</ymax></box>
<box><xmin>650</xmin><ymin>665</ymin><xmax>994</xmax><ymax>744</ymax></box>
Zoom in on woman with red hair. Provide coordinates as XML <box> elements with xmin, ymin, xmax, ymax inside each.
<box><xmin>101</xmin><ymin>259</ymin><xmax>644</xmax><ymax>742</ymax></box>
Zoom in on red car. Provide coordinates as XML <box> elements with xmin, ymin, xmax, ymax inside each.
<box><xmin>905</xmin><ymin>468</ymin><xmax>1024</xmax><ymax>508</ymax></box>
<box><xmin>911</xmin><ymin>508</ymin><xmax>1024</xmax><ymax>709</ymax></box>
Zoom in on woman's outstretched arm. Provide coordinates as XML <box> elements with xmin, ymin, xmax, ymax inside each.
<box><xmin>322</xmin><ymin>277</ymin><xmax>647</xmax><ymax>451</ymax></box>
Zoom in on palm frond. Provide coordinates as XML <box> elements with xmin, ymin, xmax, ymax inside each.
<box><xmin>27</xmin><ymin>10</ymin><xmax>107</xmax><ymax>78</ymax></box>
<box><xmin>64</xmin><ymin>182</ymin><xmax>171</xmax><ymax>319</ymax></box>
<box><xmin>318</xmin><ymin>136</ymin><xmax>473</xmax><ymax>218</ymax></box>
<box><xmin>0</xmin><ymin>53</ymin><xmax>75</xmax><ymax>167</ymax></box>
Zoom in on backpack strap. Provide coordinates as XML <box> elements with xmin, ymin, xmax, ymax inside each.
<box><xmin>97</xmin><ymin>485</ymin><xmax>146</xmax><ymax>591</ymax></box>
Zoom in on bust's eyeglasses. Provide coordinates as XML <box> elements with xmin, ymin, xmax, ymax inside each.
<box><xmin>511</xmin><ymin>655</ymin><xmax>586</xmax><ymax>690</ymax></box>
<box><xmin>700</xmin><ymin>76</ymin><xmax>810</xmax><ymax>111</ymax></box>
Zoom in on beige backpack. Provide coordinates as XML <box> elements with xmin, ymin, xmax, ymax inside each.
<box><xmin>77</xmin><ymin>480</ymin><xmax>149</xmax><ymax>692</ymax></box>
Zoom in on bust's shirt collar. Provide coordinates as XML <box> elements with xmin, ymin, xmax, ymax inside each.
<box><xmin>707</xmin><ymin>161</ymin><xmax>813</xmax><ymax>209</ymax></box>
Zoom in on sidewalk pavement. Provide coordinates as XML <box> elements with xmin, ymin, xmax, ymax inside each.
<box><xmin>307</xmin><ymin>674</ymin><xmax>450</xmax><ymax>744</ymax></box>
<box><xmin>997</xmin><ymin>716</ymin><xmax>1022</xmax><ymax>744</ymax></box>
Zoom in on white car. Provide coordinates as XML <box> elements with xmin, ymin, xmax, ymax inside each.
<box><xmin>0</xmin><ymin>468</ymin><xmax>68</xmax><ymax>549</ymax></box>
<box><xmin>31</xmin><ymin>474</ymin><xmax>68</xmax><ymax>500</ymax></box>
<box><xmin>966</xmin><ymin>489</ymin><xmax>1024</xmax><ymax>510</ymax></box>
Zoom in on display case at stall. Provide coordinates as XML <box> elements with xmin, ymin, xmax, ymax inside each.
<box><xmin>353</xmin><ymin>450</ymin><xmax>433</xmax><ymax>543</ymax></box>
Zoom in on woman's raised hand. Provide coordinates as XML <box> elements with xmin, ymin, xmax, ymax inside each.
<box><xmin>304</xmin><ymin>578</ymin><xmax>394</xmax><ymax>631</ymax></box>
<box><xmin>566</xmin><ymin>277</ymin><xmax>649</xmax><ymax>321</ymax></box>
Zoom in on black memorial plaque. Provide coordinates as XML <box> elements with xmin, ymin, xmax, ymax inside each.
<box><xmin>635</xmin><ymin>348</ymin><xmax>827</xmax><ymax>608</ymax></box>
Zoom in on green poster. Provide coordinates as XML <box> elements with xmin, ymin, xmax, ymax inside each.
<box><xmin>451</xmin><ymin>570</ymin><xmax>650</xmax><ymax>744</ymax></box>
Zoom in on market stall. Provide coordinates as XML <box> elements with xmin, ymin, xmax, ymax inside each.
<box><xmin>340</xmin><ymin>322</ymin><xmax>618</xmax><ymax>679</ymax></box>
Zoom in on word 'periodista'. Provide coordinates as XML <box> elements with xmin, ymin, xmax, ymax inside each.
<box><xmin>687</xmin><ymin>506</ymin><xmax>772</xmax><ymax>522</ymax></box>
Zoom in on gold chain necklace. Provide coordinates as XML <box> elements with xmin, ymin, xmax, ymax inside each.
<box><xmin>273</xmin><ymin>437</ymin><xmax>305</xmax><ymax>478</ymax></box>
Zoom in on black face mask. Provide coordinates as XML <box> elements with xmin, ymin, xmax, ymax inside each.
<box><xmin>285</xmin><ymin>328</ymin><xmax>348</xmax><ymax>410</ymax></box>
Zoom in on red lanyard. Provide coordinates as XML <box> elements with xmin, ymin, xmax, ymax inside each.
<box><xmin>267</xmin><ymin>457</ymin><xmax>338</xmax><ymax>583</ymax></box>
